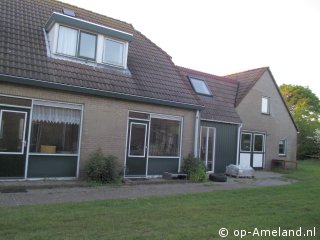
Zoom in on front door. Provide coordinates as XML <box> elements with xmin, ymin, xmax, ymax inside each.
<box><xmin>239</xmin><ymin>132</ymin><xmax>265</xmax><ymax>169</ymax></box>
<box><xmin>125</xmin><ymin>120</ymin><xmax>149</xmax><ymax>177</ymax></box>
<box><xmin>0</xmin><ymin>108</ymin><xmax>29</xmax><ymax>178</ymax></box>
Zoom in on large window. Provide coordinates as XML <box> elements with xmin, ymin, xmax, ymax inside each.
<box><xmin>261</xmin><ymin>96</ymin><xmax>270</xmax><ymax>114</ymax></box>
<box><xmin>103</xmin><ymin>38</ymin><xmax>125</xmax><ymax>66</ymax></box>
<box><xmin>57</xmin><ymin>26</ymin><xmax>97</xmax><ymax>60</ymax></box>
<box><xmin>189</xmin><ymin>77</ymin><xmax>212</xmax><ymax>96</ymax></box>
<box><xmin>30</xmin><ymin>104</ymin><xmax>81</xmax><ymax>154</ymax></box>
<box><xmin>149</xmin><ymin>118</ymin><xmax>181</xmax><ymax>156</ymax></box>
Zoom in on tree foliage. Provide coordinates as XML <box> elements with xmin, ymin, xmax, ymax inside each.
<box><xmin>280</xmin><ymin>84</ymin><xmax>320</xmax><ymax>159</ymax></box>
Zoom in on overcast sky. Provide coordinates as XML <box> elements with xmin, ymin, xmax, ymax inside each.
<box><xmin>60</xmin><ymin>0</ymin><xmax>320</xmax><ymax>98</ymax></box>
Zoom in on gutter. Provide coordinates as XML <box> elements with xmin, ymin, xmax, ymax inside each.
<box><xmin>194</xmin><ymin>110</ymin><xmax>200</xmax><ymax>157</ymax></box>
<box><xmin>0</xmin><ymin>74</ymin><xmax>204</xmax><ymax>111</ymax></box>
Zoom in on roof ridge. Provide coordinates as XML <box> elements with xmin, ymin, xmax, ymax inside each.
<box><xmin>225</xmin><ymin>66</ymin><xmax>269</xmax><ymax>78</ymax></box>
<box><xmin>177</xmin><ymin>66</ymin><xmax>238</xmax><ymax>84</ymax></box>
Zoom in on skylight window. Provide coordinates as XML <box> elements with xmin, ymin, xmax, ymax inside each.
<box><xmin>189</xmin><ymin>77</ymin><xmax>212</xmax><ymax>96</ymax></box>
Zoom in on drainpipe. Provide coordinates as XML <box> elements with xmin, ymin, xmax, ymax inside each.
<box><xmin>194</xmin><ymin>110</ymin><xmax>200</xmax><ymax>157</ymax></box>
<box><xmin>236</xmin><ymin>123</ymin><xmax>243</xmax><ymax>165</ymax></box>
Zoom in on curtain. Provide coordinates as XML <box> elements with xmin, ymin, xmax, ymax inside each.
<box><xmin>57</xmin><ymin>26</ymin><xmax>78</xmax><ymax>56</ymax></box>
<box><xmin>32</xmin><ymin>105</ymin><xmax>81</xmax><ymax>125</ymax></box>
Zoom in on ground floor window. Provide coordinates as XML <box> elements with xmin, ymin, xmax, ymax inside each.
<box><xmin>279</xmin><ymin>139</ymin><xmax>287</xmax><ymax>156</ymax></box>
<box><xmin>149</xmin><ymin>118</ymin><xmax>181</xmax><ymax>157</ymax></box>
<box><xmin>30</xmin><ymin>103</ymin><xmax>81</xmax><ymax>154</ymax></box>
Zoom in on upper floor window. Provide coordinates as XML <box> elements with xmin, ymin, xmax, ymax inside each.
<box><xmin>45</xmin><ymin>12</ymin><xmax>133</xmax><ymax>69</ymax></box>
<box><xmin>103</xmin><ymin>38</ymin><xmax>124</xmax><ymax>66</ymax></box>
<box><xmin>278</xmin><ymin>139</ymin><xmax>287</xmax><ymax>156</ymax></box>
<box><xmin>189</xmin><ymin>77</ymin><xmax>212</xmax><ymax>96</ymax></box>
<box><xmin>57</xmin><ymin>26</ymin><xmax>97</xmax><ymax>60</ymax></box>
<box><xmin>261</xmin><ymin>96</ymin><xmax>270</xmax><ymax>114</ymax></box>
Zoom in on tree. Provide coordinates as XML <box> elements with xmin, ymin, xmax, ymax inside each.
<box><xmin>280</xmin><ymin>84</ymin><xmax>320</xmax><ymax>159</ymax></box>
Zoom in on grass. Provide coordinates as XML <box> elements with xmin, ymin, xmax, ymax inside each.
<box><xmin>0</xmin><ymin>160</ymin><xmax>319</xmax><ymax>240</ymax></box>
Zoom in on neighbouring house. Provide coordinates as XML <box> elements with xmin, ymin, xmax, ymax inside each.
<box><xmin>226</xmin><ymin>67</ymin><xmax>298</xmax><ymax>169</ymax></box>
<box><xmin>0</xmin><ymin>0</ymin><xmax>204</xmax><ymax>180</ymax></box>
<box><xmin>179</xmin><ymin>66</ymin><xmax>298</xmax><ymax>172</ymax></box>
<box><xmin>178</xmin><ymin>67</ymin><xmax>242</xmax><ymax>173</ymax></box>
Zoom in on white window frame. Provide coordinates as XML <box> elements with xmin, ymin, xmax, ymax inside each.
<box><xmin>48</xmin><ymin>23</ymin><xmax>128</xmax><ymax>69</ymax></box>
<box><xmin>253</xmin><ymin>134</ymin><xmax>265</xmax><ymax>153</ymax></box>
<box><xmin>29</xmin><ymin>100</ymin><xmax>82</xmax><ymax>156</ymax></box>
<box><xmin>103</xmin><ymin>37</ymin><xmax>128</xmax><ymax>68</ymax></box>
<box><xmin>240</xmin><ymin>132</ymin><xmax>252</xmax><ymax>152</ymax></box>
<box><xmin>261</xmin><ymin>96</ymin><xmax>270</xmax><ymax>114</ymax></box>
<box><xmin>0</xmin><ymin>110</ymin><xmax>27</xmax><ymax>155</ymax></box>
<box><xmin>199</xmin><ymin>126</ymin><xmax>216</xmax><ymax>172</ymax></box>
<box><xmin>278</xmin><ymin>139</ymin><xmax>287</xmax><ymax>156</ymax></box>
<box><xmin>56</xmin><ymin>25</ymin><xmax>97</xmax><ymax>61</ymax></box>
<box><xmin>128</xmin><ymin>122</ymin><xmax>148</xmax><ymax>158</ymax></box>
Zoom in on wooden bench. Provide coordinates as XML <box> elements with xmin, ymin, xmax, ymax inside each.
<box><xmin>271</xmin><ymin>159</ymin><xmax>298</xmax><ymax>170</ymax></box>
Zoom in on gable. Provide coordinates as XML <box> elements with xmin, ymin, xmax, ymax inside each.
<box><xmin>237</xmin><ymin>70</ymin><xmax>298</xmax><ymax>132</ymax></box>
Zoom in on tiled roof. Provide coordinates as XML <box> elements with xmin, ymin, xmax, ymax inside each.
<box><xmin>225</xmin><ymin>67</ymin><xmax>269</xmax><ymax>106</ymax></box>
<box><xmin>0</xmin><ymin>0</ymin><xmax>201</xmax><ymax>109</ymax></box>
<box><xmin>178</xmin><ymin>66</ymin><xmax>242</xmax><ymax>124</ymax></box>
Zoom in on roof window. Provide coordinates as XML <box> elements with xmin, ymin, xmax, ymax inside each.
<box><xmin>189</xmin><ymin>77</ymin><xmax>212</xmax><ymax>96</ymax></box>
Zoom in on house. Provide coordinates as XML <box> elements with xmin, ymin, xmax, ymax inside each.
<box><xmin>179</xmin><ymin>66</ymin><xmax>298</xmax><ymax>171</ymax></box>
<box><xmin>226</xmin><ymin>67</ymin><xmax>298</xmax><ymax>169</ymax></box>
<box><xmin>0</xmin><ymin>0</ymin><xmax>203</xmax><ymax>179</ymax></box>
<box><xmin>178</xmin><ymin>67</ymin><xmax>242</xmax><ymax>173</ymax></box>
<box><xmin>0</xmin><ymin>0</ymin><xmax>297</xmax><ymax>180</ymax></box>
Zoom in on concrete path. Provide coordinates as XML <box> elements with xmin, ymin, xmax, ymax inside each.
<box><xmin>0</xmin><ymin>171</ymin><xmax>294</xmax><ymax>207</ymax></box>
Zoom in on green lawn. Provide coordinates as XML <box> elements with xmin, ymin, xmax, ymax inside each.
<box><xmin>0</xmin><ymin>161</ymin><xmax>319</xmax><ymax>240</ymax></box>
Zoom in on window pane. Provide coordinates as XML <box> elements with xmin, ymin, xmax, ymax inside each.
<box><xmin>241</xmin><ymin>133</ymin><xmax>251</xmax><ymax>151</ymax></box>
<box><xmin>57</xmin><ymin>26</ymin><xmax>78</xmax><ymax>56</ymax></box>
<box><xmin>0</xmin><ymin>111</ymin><xmax>25</xmax><ymax>153</ymax></box>
<box><xmin>30</xmin><ymin>105</ymin><xmax>81</xmax><ymax>154</ymax></box>
<box><xmin>254</xmin><ymin>134</ymin><xmax>264</xmax><ymax>152</ymax></box>
<box><xmin>103</xmin><ymin>39</ymin><xmax>124</xmax><ymax>66</ymax></box>
<box><xmin>30</xmin><ymin>122</ymin><xmax>79</xmax><ymax>154</ymax></box>
<box><xmin>279</xmin><ymin>140</ymin><xmax>286</xmax><ymax>155</ymax></box>
<box><xmin>207</xmin><ymin>128</ymin><xmax>214</xmax><ymax>171</ymax></box>
<box><xmin>190</xmin><ymin>78</ymin><xmax>211</xmax><ymax>95</ymax></box>
<box><xmin>261</xmin><ymin>97</ymin><xmax>269</xmax><ymax>114</ymax></box>
<box><xmin>129</xmin><ymin>111</ymin><xmax>150</xmax><ymax>120</ymax></box>
<box><xmin>78</xmin><ymin>31</ymin><xmax>97</xmax><ymax>59</ymax></box>
<box><xmin>149</xmin><ymin>118</ymin><xmax>181</xmax><ymax>156</ymax></box>
<box><xmin>129</xmin><ymin>123</ymin><xmax>146</xmax><ymax>156</ymax></box>
<box><xmin>200</xmin><ymin>127</ymin><xmax>207</xmax><ymax>162</ymax></box>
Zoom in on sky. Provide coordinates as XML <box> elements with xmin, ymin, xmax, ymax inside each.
<box><xmin>60</xmin><ymin>0</ymin><xmax>320</xmax><ymax>98</ymax></box>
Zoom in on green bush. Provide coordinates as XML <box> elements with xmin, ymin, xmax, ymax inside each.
<box><xmin>86</xmin><ymin>148</ymin><xmax>122</xmax><ymax>183</ymax></box>
<box><xmin>182</xmin><ymin>154</ymin><xmax>207</xmax><ymax>182</ymax></box>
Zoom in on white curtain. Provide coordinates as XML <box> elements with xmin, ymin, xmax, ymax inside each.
<box><xmin>32</xmin><ymin>105</ymin><xmax>81</xmax><ymax>125</ymax></box>
<box><xmin>57</xmin><ymin>26</ymin><xmax>78</xmax><ymax>56</ymax></box>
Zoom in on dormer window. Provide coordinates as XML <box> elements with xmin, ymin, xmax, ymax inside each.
<box><xmin>57</xmin><ymin>26</ymin><xmax>97</xmax><ymax>60</ymax></box>
<box><xmin>45</xmin><ymin>12</ymin><xmax>133</xmax><ymax>69</ymax></box>
<box><xmin>189</xmin><ymin>77</ymin><xmax>212</xmax><ymax>96</ymax></box>
<box><xmin>103</xmin><ymin>38</ymin><xmax>124</xmax><ymax>66</ymax></box>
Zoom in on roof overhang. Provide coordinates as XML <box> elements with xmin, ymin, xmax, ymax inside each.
<box><xmin>45</xmin><ymin>12</ymin><xmax>133</xmax><ymax>42</ymax></box>
<box><xmin>0</xmin><ymin>74</ymin><xmax>204</xmax><ymax>111</ymax></box>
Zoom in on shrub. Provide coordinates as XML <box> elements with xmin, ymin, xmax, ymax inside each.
<box><xmin>86</xmin><ymin>148</ymin><xmax>122</xmax><ymax>183</ymax></box>
<box><xmin>182</xmin><ymin>154</ymin><xmax>207</xmax><ymax>182</ymax></box>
